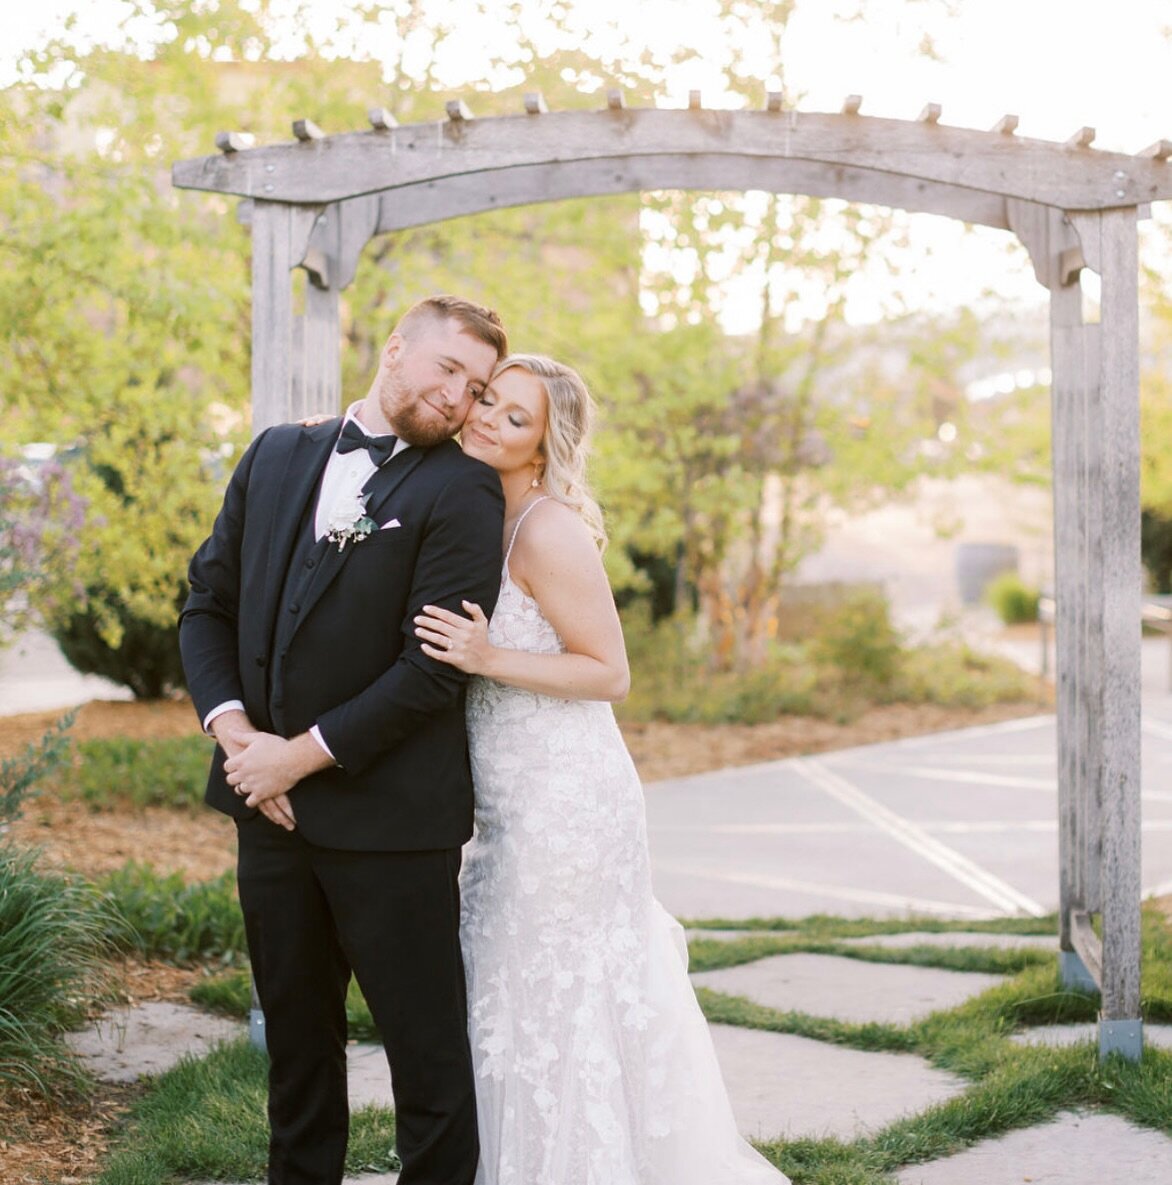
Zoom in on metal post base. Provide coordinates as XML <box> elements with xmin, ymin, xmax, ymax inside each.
<box><xmin>1099</xmin><ymin>1018</ymin><xmax>1143</xmax><ymax>1061</ymax></box>
<box><xmin>249</xmin><ymin>975</ymin><xmax>267</xmax><ymax>1052</ymax></box>
<box><xmin>249</xmin><ymin>1007</ymin><xmax>267</xmax><ymax>1051</ymax></box>
<box><xmin>1059</xmin><ymin>950</ymin><xmax>1099</xmax><ymax>993</ymax></box>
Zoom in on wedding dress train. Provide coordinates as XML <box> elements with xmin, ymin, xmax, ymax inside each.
<box><xmin>460</xmin><ymin>500</ymin><xmax>788</xmax><ymax>1185</ymax></box>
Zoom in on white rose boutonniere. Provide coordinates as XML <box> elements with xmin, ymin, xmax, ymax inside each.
<box><xmin>325</xmin><ymin>491</ymin><xmax>377</xmax><ymax>552</ymax></box>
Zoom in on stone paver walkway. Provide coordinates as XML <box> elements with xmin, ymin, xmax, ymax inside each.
<box><xmin>895</xmin><ymin>1111</ymin><xmax>1172</xmax><ymax>1185</ymax></box>
<box><xmin>709</xmin><ymin>1022</ymin><xmax>964</xmax><ymax>1142</ymax></box>
<box><xmin>692</xmin><ymin>953</ymin><xmax>1006</xmax><ymax>1024</ymax></box>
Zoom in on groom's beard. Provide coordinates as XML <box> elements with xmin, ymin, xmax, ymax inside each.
<box><xmin>378</xmin><ymin>364</ymin><xmax>465</xmax><ymax>448</ymax></box>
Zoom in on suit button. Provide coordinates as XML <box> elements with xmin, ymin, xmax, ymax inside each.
<box><xmin>289</xmin><ymin>602</ymin><xmax>300</xmax><ymax>614</ymax></box>
<box><xmin>273</xmin><ymin>698</ymin><xmax>284</xmax><ymax>710</ymax></box>
<box><xmin>255</xmin><ymin>655</ymin><xmax>267</xmax><ymax>668</ymax></box>
<box><xmin>305</xmin><ymin>558</ymin><xmax>316</xmax><ymax>569</ymax></box>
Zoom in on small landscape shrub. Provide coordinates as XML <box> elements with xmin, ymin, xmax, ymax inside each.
<box><xmin>810</xmin><ymin>587</ymin><xmax>903</xmax><ymax>691</ymax></box>
<box><xmin>895</xmin><ymin>643</ymin><xmax>1041</xmax><ymax>708</ymax></box>
<box><xmin>52</xmin><ymin>586</ymin><xmax>188</xmax><ymax>700</ymax></box>
<box><xmin>100</xmin><ymin>862</ymin><xmax>245</xmax><ymax>964</ymax></box>
<box><xmin>620</xmin><ymin>592</ymin><xmax>1042</xmax><ymax>724</ymax></box>
<box><xmin>620</xmin><ymin>608</ymin><xmax>826</xmax><ymax>723</ymax></box>
<box><xmin>51</xmin><ymin>734</ymin><xmax>211</xmax><ymax>812</ymax></box>
<box><xmin>0</xmin><ymin>842</ymin><xmax>122</xmax><ymax>1097</ymax></box>
<box><xmin>1</xmin><ymin>713</ymin><xmax>74</xmax><ymax>829</ymax></box>
<box><xmin>985</xmin><ymin>572</ymin><xmax>1041</xmax><ymax>625</ymax></box>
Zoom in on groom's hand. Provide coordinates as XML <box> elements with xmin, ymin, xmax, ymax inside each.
<box><xmin>225</xmin><ymin>732</ymin><xmax>335</xmax><ymax>807</ymax></box>
<box><xmin>210</xmin><ymin>709</ymin><xmax>260</xmax><ymax>759</ymax></box>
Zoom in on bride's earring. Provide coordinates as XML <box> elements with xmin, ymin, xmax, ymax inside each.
<box><xmin>531</xmin><ymin>461</ymin><xmax>544</xmax><ymax>489</ymax></box>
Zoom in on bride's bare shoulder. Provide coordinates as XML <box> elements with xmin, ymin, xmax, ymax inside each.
<box><xmin>512</xmin><ymin>498</ymin><xmax>599</xmax><ymax>571</ymax></box>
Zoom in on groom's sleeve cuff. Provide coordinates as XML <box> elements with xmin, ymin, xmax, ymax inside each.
<box><xmin>308</xmin><ymin>725</ymin><xmax>338</xmax><ymax>765</ymax></box>
<box><xmin>204</xmin><ymin>700</ymin><xmax>245</xmax><ymax>735</ymax></box>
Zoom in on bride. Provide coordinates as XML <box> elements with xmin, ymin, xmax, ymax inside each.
<box><xmin>414</xmin><ymin>354</ymin><xmax>789</xmax><ymax>1185</ymax></box>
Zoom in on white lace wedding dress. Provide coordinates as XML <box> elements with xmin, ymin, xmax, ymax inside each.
<box><xmin>460</xmin><ymin>500</ymin><xmax>789</xmax><ymax>1185</ymax></box>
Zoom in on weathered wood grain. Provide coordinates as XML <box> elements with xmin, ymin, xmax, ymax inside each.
<box><xmin>368</xmin><ymin>153</ymin><xmax>1010</xmax><ymax>231</ymax></box>
<box><xmin>172</xmin><ymin>109</ymin><xmax>1172</xmax><ymax>208</ymax></box>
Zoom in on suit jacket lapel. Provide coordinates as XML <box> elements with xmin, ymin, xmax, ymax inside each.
<box><xmin>259</xmin><ymin>420</ymin><xmax>340</xmax><ymax>651</ymax></box>
<box><xmin>291</xmin><ymin>444</ymin><xmax>428</xmax><ymax>631</ymax></box>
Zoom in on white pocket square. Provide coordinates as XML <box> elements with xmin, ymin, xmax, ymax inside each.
<box><xmin>379</xmin><ymin>518</ymin><xmax>401</xmax><ymax>531</ymax></box>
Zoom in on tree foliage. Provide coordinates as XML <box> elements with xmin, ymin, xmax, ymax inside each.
<box><xmin>1</xmin><ymin>0</ymin><xmax>1020</xmax><ymax>687</ymax></box>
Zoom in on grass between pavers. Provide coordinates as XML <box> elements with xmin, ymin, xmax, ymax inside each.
<box><xmin>95</xmin><ymin>1039</ymin><xmax>399</xmax><ymax>1185</ymax></box>
<box><xmin>191</xmin><ymin>970</ymin><xmax>379</xmax><ymax>1041</ymax></box>
<box><xmin>697</xmin><ymin>910</ymin><xmax>1172</xmax><ymax>1182</ymax></box>
<box><xmin>98</xmin><ymin>908</ymin><xmax>1172</xmax><ymax>1184</ymax></box>
<box><xmin>684</xmin><ymin>913</ymin><xmax>1061</xmax><ymax>937</ymax></box>
<box><xmin>689</xmin><ymin>934</ymin><xmax>1051</xmax><ymax>976</ymax></box>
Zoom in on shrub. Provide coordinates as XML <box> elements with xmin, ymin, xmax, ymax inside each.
<box><xmin>809</xmin><ymin>588</ymin><xmax>902</xmax><ymax>691</ymax></box>
<box><xmin>620</xmin><ymin>607</ymin><xmax>825</xmax><ymax>723</ymax></box>
<box><xmin>53</xmin><ymin>586</ymin><xmax>188</xmax><ymax>700</ymax></box>
<box><xmin>0</xmin><ymin>843</ymin><xmax>122</xmax><ymax>1097</ymax></box>
<box><xmin>985</xmin><ymin>572</ymin><xmax>1041</xmax><ymax>625</ymax></box>
<box><xmin>895</xmin><ymin>643</ymin><xmax>1040</xmax><ymax>708</ymax></box>
<box><xmin>1</xmin><ymin>713</ymin><xmax>74</xmax><ymax>829</ymax></box>
<box><xmin>52</xmin><ymin>735</ymin><xmax>211</xmax><ymax>813</ymax></box>
<box><xmin>100</xmin><ymin>863</ymin><xmax>246</xmax><ymax>965</ymax></box>
<box><xmin>620</xmin><ymin>594</ymin><xmax>1041</xmax><ymax>724</ymax></box>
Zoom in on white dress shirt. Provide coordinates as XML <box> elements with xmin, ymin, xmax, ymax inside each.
<box><xmin>203</xmin><ymin>404</ymin><xmax>410</xmax><ymax>763</ymax></box>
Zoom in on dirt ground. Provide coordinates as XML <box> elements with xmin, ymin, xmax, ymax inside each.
<box><xmin>3</xmin><ymin>694</ymin><xmax>1054</xmax><ymax>884</ymax></box>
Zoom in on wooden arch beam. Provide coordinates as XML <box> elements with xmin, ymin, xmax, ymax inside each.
<box><xmin>363</xmin><ymin>153</ymin><xmax>1013</xmax><ymax>234</ymax></box>
<box><xmin>174</xmin><ymin>108</ymin><xmax>1172</xmax><ymax>211</ymax></box>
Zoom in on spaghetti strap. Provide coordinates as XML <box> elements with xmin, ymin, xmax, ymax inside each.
<box><xmin>504</xmin><ymin>495</ymin><xmax>551</xmax><ymax>567</ymax></box>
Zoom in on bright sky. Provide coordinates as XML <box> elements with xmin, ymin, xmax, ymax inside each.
<box><xmin>5</xmin><ymin>0</ymin><xmax>1170</xmax><ymax>331</ymax></box>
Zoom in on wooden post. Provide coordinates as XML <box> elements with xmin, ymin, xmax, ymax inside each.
<box><xmin>1076</xmin><ymin>206</ymin><xmax>1143</xmax><ymax>1059</ymax></box>
<box><xmin>303</xmin><ymin>279</ymin><xmax>342</xmax><ymax>417</ymax></box>
<box><xmin>1049</xmin><ymin>256</ymin><xmax>1099</xmax><ymax>990</ymax></box>
<box><xmin>250</xmin><ymin>200</ymin><xmax>331</xmax><ymax>432</ymax></box>
<box><xmin>250</xmin><ymin>201</ymin><xmax>295</xmax><ymax>435</ymax></box>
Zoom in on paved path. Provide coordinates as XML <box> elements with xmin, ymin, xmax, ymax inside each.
<box><xmin>646</xmin><ymin>706</ymin><xmax>1172</xmax><ymax>921</ymax></box>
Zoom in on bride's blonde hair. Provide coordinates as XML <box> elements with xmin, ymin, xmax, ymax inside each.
<box><xmin>492</xmin><ymin>353</ymin><xmax>607</xmax><ymax>549</ymax></box>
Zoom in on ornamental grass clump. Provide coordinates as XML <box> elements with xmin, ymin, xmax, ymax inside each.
<box><xmin>0</xmin><ymin>843</ymin><xmax>122</xmax><ymax>1098</ymax></box>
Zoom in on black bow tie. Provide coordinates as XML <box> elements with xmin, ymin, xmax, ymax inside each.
<box><xmin>335</xmin><ymin>419</ymin><xmax>398</xmax><ymax>466</ymax></box>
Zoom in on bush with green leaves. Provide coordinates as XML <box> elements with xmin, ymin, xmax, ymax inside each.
<box><xmin>51</xmin><ymin>734</ymin><xmax>212</xmax><ymax>813</ymax></box>
<box><xmin>100</xmin><ymin>863</ymin><xmax>245</xmax><ymax>965</ymax></box>
<box><xmin>985</xmin><ymin>571</ymin><xmax>1041</xmax><ymax>625</ymax></box>
<box><xmin>0</xmin><ymin>843</ymin><xmax>123</xmax><ymax>1098</ymax></box>
<box><xmin>810</xmin><ymin>587</ymin><xmax>904</xmax><ymax>691</ymax></box>
<box><xmin>619</xmin><ymin>591</ymin><xmax>1037</xmax><ymax>724</ymax></box>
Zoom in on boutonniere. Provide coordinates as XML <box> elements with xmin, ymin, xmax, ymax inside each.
<box><xmin>325</xmin><ymin>491</ymin><xmax>377</xmax><ymax>552</ymax></box>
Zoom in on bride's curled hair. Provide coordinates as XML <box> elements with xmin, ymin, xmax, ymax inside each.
<box><xmin>492</xmin><ymin>353</ymin><xmax>607</xmax><ymax>549</ymax></box>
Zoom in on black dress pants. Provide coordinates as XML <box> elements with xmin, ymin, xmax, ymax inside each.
<box><xmin>235</xmin><ymin>816</ymin><xmax>478</xmax><ymax>1185</ymax></box>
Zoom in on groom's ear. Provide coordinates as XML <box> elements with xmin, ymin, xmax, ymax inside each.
<box><xmin>382</xmin><ymin>333</ymin><xmax>403</xmax><ymax>366</ymax></box>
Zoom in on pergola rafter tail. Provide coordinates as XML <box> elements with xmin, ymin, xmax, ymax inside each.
<box><xmin>173</xmin><ymin>90</ymin><xmax>1163</xmax><ymax>1061</ymax></box>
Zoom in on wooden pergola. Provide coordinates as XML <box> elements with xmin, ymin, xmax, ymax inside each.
<box><xmin>173</xmin><ymin>90</ymin><xmax>1172</xmax><ymax>1060</ymax></box>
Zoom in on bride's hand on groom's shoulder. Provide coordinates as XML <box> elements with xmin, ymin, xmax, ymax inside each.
<box><xmin>296</xmin><ymin>413</ymin><xmax>333</xmax><ymax>427</ymax></box>
<box><xmin>415</xmin><ymin>601</ymin><xmax>491</xmax><ymax>674</ymax></box>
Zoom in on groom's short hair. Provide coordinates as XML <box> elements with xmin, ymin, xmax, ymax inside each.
<box><xmin>397</xmin><ymin>295</ymin><xmax>508</xmax><ymax>360</ymax></box>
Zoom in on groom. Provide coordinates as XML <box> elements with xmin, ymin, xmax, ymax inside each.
<box><xmin>179</xmin><ymin>295</ymin><xmax>508</xmax><ymax>1185</ymax></box>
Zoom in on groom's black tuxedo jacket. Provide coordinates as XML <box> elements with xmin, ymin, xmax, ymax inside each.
<box><xmin>179</xmin><ymin>418</ymin><xmax>505</xmax><ymax>851</ymax></box>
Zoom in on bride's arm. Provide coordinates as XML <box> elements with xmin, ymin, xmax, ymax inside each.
<box><xmin>415</xmin><ymin>503</ymin><xmax>630</xmax><ymax>702</ymax></box>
